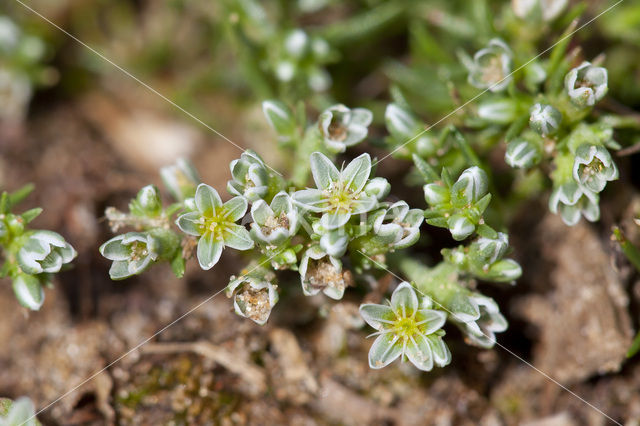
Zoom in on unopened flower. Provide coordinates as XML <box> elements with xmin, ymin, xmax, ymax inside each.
<box><xmin>293</xmin><ymin>152</ymin><xmax>378</xmax><ymax>230</ymax></box>
<box><xmin>450</xmin><ymin>293</ymin><xmax>508</xmax><ymax>348</ymax></box>
<box><xmin>372</xmin><ymin>201</ymin><xmax>424</xmax><ymax>249</ymax></box>
<box><xmin>176</xmin><ymin>184</ymin><xmax>253</xmax><ymax>270</ymax></box>
<box><xmin>160</xmin><ymin>158</ymin><xmax>200</xmax><ymax>201</ymax></box>
<box><xmin>313</xmin><ymin>220</ymin><xmax>349</xmax><ymax>258</ymax></box>
<box><xmin>129</xmin><ymin>185</ymin><xmax>163</xmax><ymax>217</ymax></box>
<box><xmin>572</xmin><ymin>144</ymin><xmax>618</xmax><ymax>193</ymax></box>
<box><xmin>451</xmin><ymin>166</ymin><xmax>489</xmax><ymax>206</ymax></box>
<box><xmin>549</xmin><ymin>182</ymin><xmax>600</xmax><ymax>226</ymax></box>
<box><xmin>227</xmin><ymin>150</ymin><xmax>270</xmax><ymax>202</ymax></box>
<box><xmin>468</xmin><ymin>39</ymin><xmax>512</xmax><ymax>92</ymax></box>
<box><xmin>100</xmin><ymin>232</ymin><xmax>159</xmax><ymax>279</ymax></box>
<box><xmin>529</xmin><ymin>103</ymin><xmax>562</xmax><ymax>136</ymax></box>
<box><xmin>318</xmin><ymin>104</ymin><xmax>373</xmax><ymax>153</ymax></box>
<box><xmin>17</xmin><ymin>230</ymin><xmax>77</xmax><ymax>275</ymax></box>
<box><xmin>423</xmin><ymin>166</ymin><xmax>491</xmax><ymax>241</ymax></box>
<box><xmin>504</xmin><ymin>137</ymin><xmax>542</xmax><ymax>169</ymax></box>
<box><xmin>565</xmin><ymin>62</ymin><xmax>608</xmax><ymax>108</ymax></box>
<box><xmin>364</xmin><ymin>177</ymin><xmax>391</xmax><ymax>201</ymax></box>
<box><xmin>262</xmin><ymin>100</ymin><xmax>297</xmax><ymax>141</ymax></box>
<box><xmin>359</xmin><ymin>282</ymin><xmax>450</xmax><ymax>371</ymax></box>
<box><xmin>12</xmin><ymin>273</ymin><xmax>44</xmax><ymax>311</ymax></box>
<box><xmin>250</xmin><ymin>191</ymin><xmax>299</xmax><ymax>246</ymax></box>
<box><xmin>299</xmin><ymin>245</ymin><xmax>350</xmax><ymax>300</ymax></box>
<box><xmin>385</xmin><ymin>104</ymin><xmax>437</xmax><ymax>156</ymax></box>
<box><xmin>226</xmin><ymin>273</ymin><xmax>279</xmax><ymax>325</ymax></box>
<box><xmin>467</xmin><ymin>232</ymin><xmax>522</xmax><ymax>282</ymax></box>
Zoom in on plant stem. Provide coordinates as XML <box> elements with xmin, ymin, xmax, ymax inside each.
<box><xmin>612</xmin><ymin>226</ymin><xmax>640</xmax><ymax>272</ymax></box>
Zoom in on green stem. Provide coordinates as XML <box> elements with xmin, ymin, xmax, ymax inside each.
<box><xmin>612</xmin><ymin>226</ymin><xmax>640</xmax><ymax>272</ymax></box>
<box><xmin>388</xmin><ymin>253</ymin><xmax>460</xmax><ymax>303</ymax></box>
<box><xmin>291</xmin><ymin>126</ymin><xmax>325</xmax><ymax>187</ymax></box>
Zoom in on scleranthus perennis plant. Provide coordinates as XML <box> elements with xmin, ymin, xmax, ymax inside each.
<box><xmin>0</xmin><ymin>185</ymin><xmax>76</xmax><ymax>310</ymax></box>
<box><xmin>99</xmin><ymin>100</ymin><xmax>523</xmax><ymax>374</ymax></box>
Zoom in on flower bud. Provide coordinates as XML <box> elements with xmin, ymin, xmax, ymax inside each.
<box><xmin>565</xmin><ymin>62</ymin><xmax>608</xmax><ymax>108</ymax></box>
<box><xmin>504</xmin><ymin>137</ymin><xmax>542</xmax><ymax>169</ymax></box>
<box><xmin>469</xmin><ymin>232</ymin><xmax>509</xmax><ymax>266</ymax></box>
<box><xmin>12</xmin><ymin>273</ymin><xmax>44</xmax><ymax>310</ymax></box>
<box><xmin>262</xmin><ymin>100</ymin><xmax>297</xmax><ymax>139</ymax></box>
<box><xmin>228</xmin><ymin>150</ymin><xmax>270</xmax><ymax>202</ymax></box>
<box><xmin>364</xmin><ymin>177</ymin><xmax>391</xmax><ymax>201</ymax></box>
<box><xmin>160</xmin><ymin>158</ymin><xmax>200</xmax><ymax>201</ymax></box>
<box><xmin>451</xmin><ymin>166</ymin><xmax>489</xmax><ymax>205</ymax></box>
<box><xmin>477</xmin><ymin>98</ymin><xmax>519</xmax><ymax>124</ymax></box>
<box><xmin>447</xmin><ymin>214</ymin><xmax>475</xmax><ymax>241</ymax></box>
<box><xmin>134</xmin><ymin>185</ymin><xmax>162</xmax><ymax>216</ymax></box>
<box><xmin>529</xmin><ymin>103</ymin><xmax>561</xmax><ymax>136</ymax></box>
<box><xmin>423</xmin><ymin>183</ymin><xmax>450</xmax><ymax>206</ymax></box>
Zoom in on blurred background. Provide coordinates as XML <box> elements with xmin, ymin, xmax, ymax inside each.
<box><xmin>1</xmin><ymin>0</ymin><xmax>640</xmax><ymax>424</ymax></box>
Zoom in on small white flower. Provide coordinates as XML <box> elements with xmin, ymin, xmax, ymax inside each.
<box><xmin>467</xmin><ymin>39</ymin><xmax>512</xmax><ymax>92</ymax></box>
<box><xmin>227</xmin><ymin>150</ymin><xmax>270</xmax><ymax>202</ymax></box>
<box><xmin>99</xmin><ymin>232</ymin><xmax>159</xmax><ymax>279</ymax></box>
<box><xmin>565</xmin><ymin>62</ymin><xmax>608</xmax><ymax>108</ymax></box>
<box><xmin>17</xmin><ymin>230</ymin><xmax>77</xmax><ymax>275</ymax></box>
<box><xmin>176</xmin><ymin>184</ymin><xmax>253</xmax><ymax>270</ymax></box>
<box><xmin>250</xmin><ymin>192</ymin><xmax>299</xmax><ymax>246</ymax></box>
<box><xmin>292</xmin><ymin>152</ymin><xmax>378</xmax><ymax>230</ymax></box>
<box><xmin>360</xmin><ymin>282</ymin><xmax>451</xmax><ymax>371</ymax></box>
<box><xmin>299</xmin><ymin>245</ymin><xmax>349</xmax><ymax>300</ymax></box>
<box><xmin>572</xmin><ymin>144</ymin><xmax>618</xmax><ymax>193</ymax></box>
<box><xmin>226</xmin><ymin>274</ymin><xmax>279</xmax><ymax>325</ymax></box>
<box><xmin>318</xmin><ymin>104</ymin><xmax>373</xmax><ymax>153</ymax></box>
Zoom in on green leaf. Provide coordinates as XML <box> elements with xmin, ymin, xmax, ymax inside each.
<box><xmin>171</xmin><ymin>254</ymin><xmax>186</xmax><ymax>278</ymax></box>
<box><xmin>21</xmin><ymin>207</ymin><xmax>43</xmax><ymax>224</ymax></box>
<box><xmin>8</xmin><ymin>183</ymin><xmax>35</xmax><ymax>210</ymax></box>
<box><xmin>627</xmin><ymin>331</ymin><xmax>640</xmax><ymax>358</ymax></box>
<box><xmin>412</xmin><ymin>154</ymin><xmax>439</xmax><ymax>183</ymax></box>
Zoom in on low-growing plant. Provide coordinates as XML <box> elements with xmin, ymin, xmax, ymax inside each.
<box><xmin>99</xmin><ymin>99</ymin><xmax>522</xmax><ymax>372</ymax></box>
<box><xmin>0</xmin><ymin>185</ymin><xmax>76</xmax><ymax>311</ymax></box>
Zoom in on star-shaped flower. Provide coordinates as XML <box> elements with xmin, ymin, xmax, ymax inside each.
<box><xmin>318</xmin><ymin>104</ymin><xmax>373</xmax><ymax>153</ymax></box>
<box><xmin>359</xmin><ymin>282</ymin><xmax>451</xmax><ymax>371</ymax></box>
<box><xmin>292</xmin><ymin>152</ymin><xmax>378</xmax><ymax>230</ymax></box>
<box><xmin>176</xmin><ymin>184</ymin><xmax>253</xmax><ymax>270</ymax></box>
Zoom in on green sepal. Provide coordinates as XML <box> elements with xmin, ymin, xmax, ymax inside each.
<box><xmin>475</xmin><ymin>193</ymin><xmax>492</xmax><ymax>215</ymax></box>
<box><xmin>476</xmin><ymin>224</ymin><xmax>498</xmax><ymax>239</ymax></box>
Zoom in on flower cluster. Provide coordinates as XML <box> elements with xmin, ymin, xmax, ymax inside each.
<box><xmin>0</xmin><ymin>185</ymin><xmax>76</xmax><ymax>310</ymax></box>
<box><xmin>463</xmin><ymin>36</ymin><xmax>619</xmax><ymax>226</ymax></box>
<box><xmin>99</xmin><ymin>100</ymin><xmax>521</xmax><ymax>373</ymax></box>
